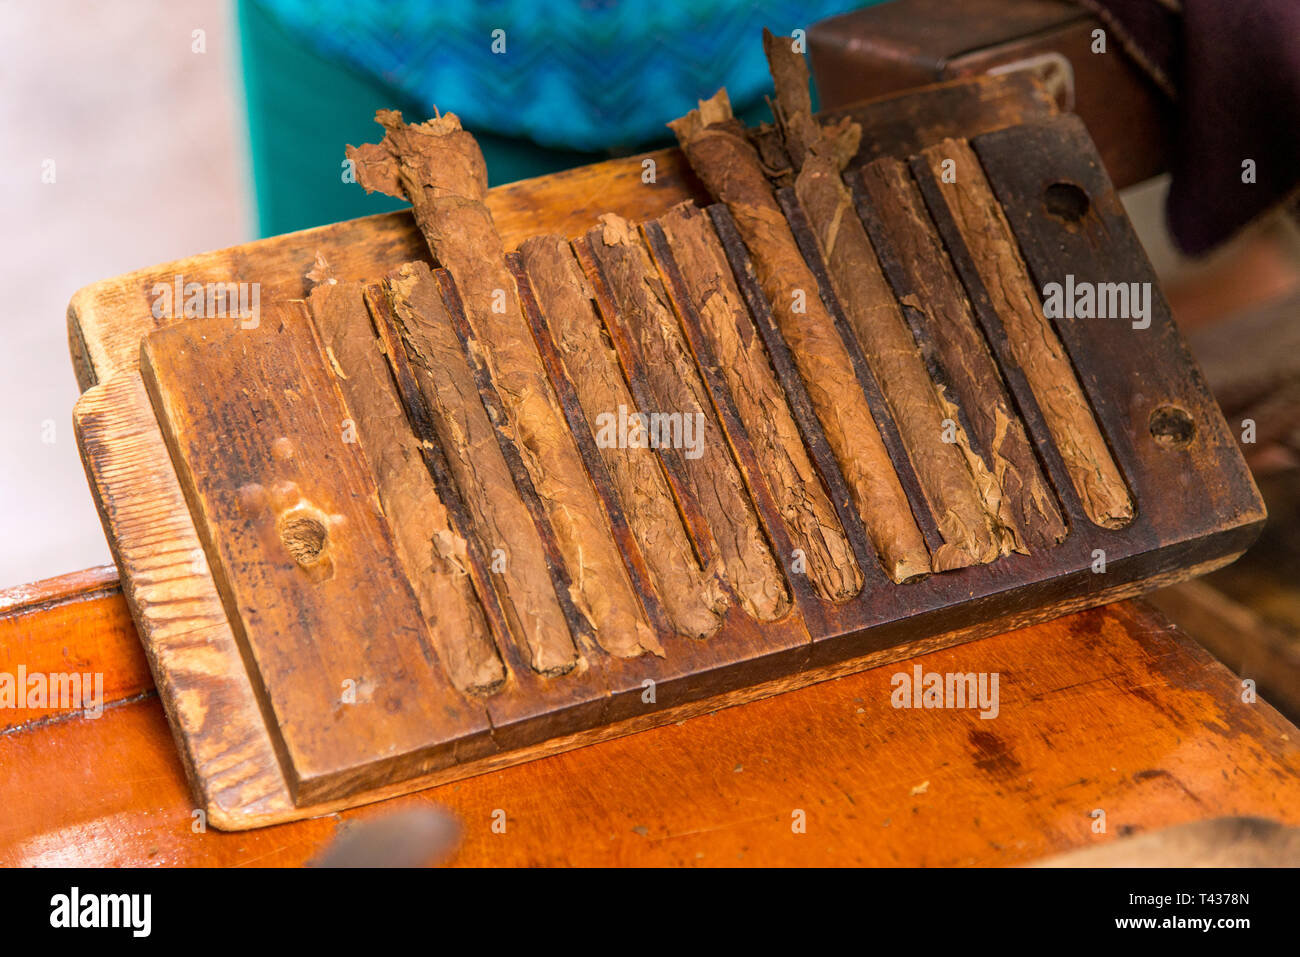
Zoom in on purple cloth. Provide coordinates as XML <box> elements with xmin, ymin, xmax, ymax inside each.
<box><xmin>1082</xmin><ymin>0</ymin><xmax>1300</xmax><ymax>255</ymax></box>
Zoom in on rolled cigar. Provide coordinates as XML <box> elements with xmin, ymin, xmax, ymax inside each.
<box><xmin>379</xmin><ymin>262</ymin><xmax>578</xmax><ymax>676</ymax></box>
<box><xmin>763</xmin><ymin>32</ymin><xmax>1008</xmax><ymax>570</ymax></box>
<box><xmin>917</xmin><ymin>140</ymin><xmax>1134</xmax><ymax>529</ymax></box>
<box><xmin>306</xmin><ymin>270</ymin><xmax>506</xmax><ymax>692</ymax></box>
<box><xmin>349</xmin><ymin>111</ymin><xmax>659</xmax><ymax>659</ymax></box>
<box><xmin>517</xmin><ymin>234</ymin><xmax>728</xmax><ymax>638</ymax></box>
<box><xmin>668</xmin><ymin>91</ymin><xmax>931</xmax><ymax>583</ymax></box>
<box><xmin>584</xmin><ymin>213</ymin><xmax>791</xmax><ymax>621</ymax></box>
<box><xmin>858</xmin><ymin>157</ymin><xmax>1067</xmax><ymax>550</ymax></box>
<box><xmin>656</xmin><ymin>201</ymin><xmax>863</xmax><ymax>601</ymax></box>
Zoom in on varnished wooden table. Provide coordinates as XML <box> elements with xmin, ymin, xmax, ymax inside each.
<box><xmin>1</xmin><ymin>567</ymin><xmax>1296</xmax><ymax>867</ymax></box>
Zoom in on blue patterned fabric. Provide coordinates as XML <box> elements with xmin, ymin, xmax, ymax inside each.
<box><xmin>253</xmin><ymin>0</ymin><xmax>877</xmax><ymax>152</ymax></box>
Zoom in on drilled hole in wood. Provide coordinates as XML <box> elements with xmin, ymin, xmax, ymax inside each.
<box><xmin>1043</xmin><ymin>181</ymin><xmax>1090</xmax><ymax>223</ymax></box>
<box><xmin>279</xmin><ymin>511</ymin><xmax>329</xmax><ymax>566</ymax></box>
<box><xmin>1149</xmin><ymin>405</ymin><xmax>1195</xmax><ymax>448</ymax></box>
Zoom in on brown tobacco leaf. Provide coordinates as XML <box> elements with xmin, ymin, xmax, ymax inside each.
<box><xmin>382</xmin><ymin>262</ymin><xmax>579</xmax><ymax>677</ymax></box>
<box><xmin>350</xmin><ymin>111</ymin><xmax>660</xmax><ymax>659</ymax></box>
<box><xmin>518</xmin><ymin>234</ymin><xmax>729</xmax><ymax>638</ymax></box>
<box><xmin>585</xmin><ymin>213</ymin><xmax>791</xmax><ymax>621</ymax></box>
<box><xmin>658</xmin><ymin>201</ymin><xmax>863</xmax><ymax>601</ymax></box>
<box><xmin>918</xmin><ymin>140</ymin><xmax>1134</xmax><ymax>530</ymax></box>
<box><xmin>763</xmin><ymin>34</ymin><xmax>1009</xmax><ymax>569</ymax></box>
<box><xmin>306</xmin><ymin>275</ymin><xmax>506</xmax><ymax>694</ymax></box>
<box><xmin>669</xmin><ymin>90</ymin><xmax>931</xmax><ymax>583</ymax></box>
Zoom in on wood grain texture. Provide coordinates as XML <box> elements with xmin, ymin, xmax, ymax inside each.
<box><xmin>0</xmin><ymin>566</ymin><xmax>142</xmax><ymax>732</ymax></box>
<box><xmin>72</xmin><ymin>377</ymin><xmax>292</xmax><ymax>825</ymax></box>
<box><xmin>2</xmin><ymin>600</ymin><xmax>1297</xmax><ymax>865</ymax></box>
<box><xmin>140</xmin><ymin>304</ymin><xmax>493</xmax><ymax>802</ymax></box>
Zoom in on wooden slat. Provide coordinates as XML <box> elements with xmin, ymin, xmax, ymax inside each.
<box><xmin>3</xmin><ymin>600</ymin><xmax>1297</xmax><ymax>865</ymax></box>
<box><xmin>72</xmin><ymin>376</ymin><xmax>291</xmax><ymax>824</ymax></box>
<box><xmin>139</xmin><ymin>303</ymin><xmax>493</xmax><ymax>803</ymax></box>
<box><xmin>971</xmin><ymin>115</ymin><xmax>1264</xmax><ymax>548</ymax></box>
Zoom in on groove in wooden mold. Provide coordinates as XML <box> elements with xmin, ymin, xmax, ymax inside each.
<box><xmin>436</xmin><ymin>270</ymin><xmax>601</xmax><ymax>655</ymax></box>
<box><xmin>571</xmin><ymin>234</ymin><xmax>722</xmax><ymax>573</ymax></box>
<box><xmin>367</xmin><ymin>264</ymin><xmax>580</xmax><ymax>679</ymax></box>
<box><xmin>853</xmin><ymin>159</ymin><xmax>1068</xmax><ymax>552</ymax></box>
<box><xmin>507</xmin><ymin>248</ymin><xmax>689</xmax><ymax>642</ymax></box>
<box><xmin>911</xmin><ymin>141</ymin><xmax>1136</xmax><ymax>531</ymax></box>
<box><xmin>580</xmin><ymin>214</ymin><xmax>791</xmax><ymax>622</ymax></box>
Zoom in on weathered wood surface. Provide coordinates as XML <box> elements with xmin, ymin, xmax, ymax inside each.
<box><xmin>2</xmin><ymin>596</ymin><xmax>1297</xmax><ymax>866</ymax></box>
<box><xmin>971</xmin><ymin>116</ymin><xmax>1263</xmax><ymax>553</ymax></box>
<box><xmin>65</xmin><ymin>78</ymin><xmax>1266</xmax><ymax>827</ymax></box>
<box><xmin>140</xmin><ymin>304</ymin><xmax>493</xmax><ymax>802</ymax></box>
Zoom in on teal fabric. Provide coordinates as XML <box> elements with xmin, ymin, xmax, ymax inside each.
<box><xmin>239</xmin><ymin>0</ymin><xmax>880</xmax><ymax>236</ymax></box>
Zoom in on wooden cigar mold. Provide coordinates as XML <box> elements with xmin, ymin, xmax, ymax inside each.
<box><xmin>73</xmin><ymin>67</ymin><xmax>1263</xmax><ymax>827</ymax></box>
